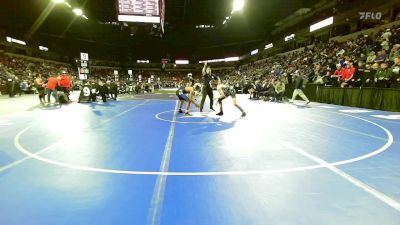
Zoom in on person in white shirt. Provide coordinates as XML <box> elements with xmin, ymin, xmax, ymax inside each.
<box><xmin>381</xmin><ymin>29</ymin><xmax>392</xmax><ymax>42</ymax></box>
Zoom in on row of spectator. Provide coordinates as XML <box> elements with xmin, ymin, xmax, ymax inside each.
<box><xmin>2</xmin><ymin>24</ymin><xmax>400</xmax><ymax>98</ymax></box>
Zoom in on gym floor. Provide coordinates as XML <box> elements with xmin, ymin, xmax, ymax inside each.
<box><xmin>0</xmin><ymin>92</ymin><xmax>399</xmax><ymax>225</ymax></box>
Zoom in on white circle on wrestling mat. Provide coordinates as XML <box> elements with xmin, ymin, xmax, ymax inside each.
<box><xmin>14</xmin><ymin>113</ymin><xmax>394</xmax><ymax>176</ymax></box>
<box><xmin>155</xmin><ymin>110</ymin><xmax>239</xmax><ymax>124</ymax></box>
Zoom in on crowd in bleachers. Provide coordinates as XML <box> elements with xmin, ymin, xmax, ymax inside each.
<box><xmin>0</xmin><ymin>53</ymin><xmax>75</xmax><ymax>96</ymax></box>
<box><xmin>0</xmin><ymin>53</ymin><xmax>194</xmax><ymax>97</ymax></box>
<box><xmin>2</xmin><ymin>23</ymin><xmax>400</xmax><ymax>102</ymax></box>
<box><xmin>209</xmin><ymin>25</ymin><xmax>400</xmax><ymax>101</ymax></box>
<box><xmin>89</xmin><ymin>67</ymin><xmax>194</xmax><ymax>91</ymax></box>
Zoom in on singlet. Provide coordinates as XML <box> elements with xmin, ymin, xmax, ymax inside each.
<box><xmin>178</xmin><ymin>87</ymin><xmax>189</xmax><ymax>94</ymax></box>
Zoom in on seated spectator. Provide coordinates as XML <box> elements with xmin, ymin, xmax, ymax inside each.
<box><xmin>256</xmin><ymin>80</ymin><xmax>265</xmax><ymax>99</ymax></box>
<box><xmin>273</xmin><ymin>78</ymin><xmax>285</xmax><ymax>102</ymax></box>
<box><xmin>249</xmin><ymin>80</ymin><xmax>262</xmax><ymax>100</ymax></box>
<box><xmin>374</xmin><ymin>61</ymin><xmax>392</xmax><ymax>88</ymax></box>
<box><xmin>361</xmin><ymin>64</ymin><xmax>374</xmax><ymax>87</ymax></box>
<box><xmin>262</xmin><ymin>79</ymin><xmax>276</xmax><ymax>101</ymax></box>
<box><xmin>314</xmin><ymin>74</ymin><xmax>325</xmax><ymax>85</ymax></box>
<box><xmin>374</xmin><ymin>50</ymin><xmax>388</xmax><ymax>63</ymax></box>
<box><xmin>391</xmin><ymin>56</ymin><xmax>400</xmax><ymax>88</ymax></box>
<box><xmin>371</xmin><ymin>62</ymin><xmax>380</xmax><ymax>70</ymax></box>
<box><xmin>381</xmin><ymin>28</ymin><xmax>392</xmax><ymax>42</ymax></box>
<box><xmin>381</xmin><ymin>40</ymin><xmax>390</xmax><ymax>51</ymax></box>
<box><xmin>340</xmin><ymin>61</ymin><xmax>356</xmax><ymax>87</ymax></box>
<box><xmin>331</xmin><ymin>64</ymin><xmax>344</xmax><ymax>86</ymax></box>
<box><xmin>351</xmin><ymin>61</ymin><xmax>364</xmax><ymax>87</ymax></box>
<box><xmin>20</xmin><ymin>79</ymin><xmax>29</xmax><ymax>94</ymax></box>
<box><xmin>359</xmin><ymin>53</ymin><xmax>367</xmax><ymax>62</ymax></box>
<box><xmin>391</xmin><ymin>28</ymin><xmax>400</xmax><ymax>44</ymax></box>
<box><xmin>389</xmin><ymin>44</ymin><xmax>400</xmax><ymax>62</ymax></box>
<box><xmin>366</xmin><ymin>51</ymin><xmax>376</xmax><ymax>64</ymax></box>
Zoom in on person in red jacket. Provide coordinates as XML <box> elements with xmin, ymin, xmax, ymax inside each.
<box><xmin>58</xmin><ymin>71</ymin><xmax>71</xmax><ymax>102</ymax></box>
<box><xmin>46</xmin><ymin>76</ymin><xmax>59</xmax><ymax>103</ymax></box>
<box><xmin>331</xmin><ymin>64</ymin><xmax>344</xmax><ymax>86</ymax></box>
<box><xmin>341</xmin><ymin>61</ymin><xmax>356</xmax><ymax>87</ymax></box>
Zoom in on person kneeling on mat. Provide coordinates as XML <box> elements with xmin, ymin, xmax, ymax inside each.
<box><xmin>215</xmin><ymin>83</ymin><xmax>246</xmax><ymax>117</ymax></box>
<box><xmin>176</xmin><ymin>83</ymin><xmax>201</xmax><ymax>116</ymax></box>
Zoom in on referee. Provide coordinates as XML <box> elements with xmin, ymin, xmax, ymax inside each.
<box><xmin>200</xmin><ymin>62</ymin><xmax>216</xmax><ymax>112</ymax></box>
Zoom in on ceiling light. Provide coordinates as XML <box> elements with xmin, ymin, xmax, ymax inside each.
<box><xmin>73</xmin><ymin>8</ymin><xmax>83</xmax><ymax>16</ymax></box>
<box><xmin>39</xmin><ymin>46</ymin><xmax>49</xmax><ymax>51</ymax></box>
<box><xmin>175</xmin><ymin>60</ymin><xmax>189</xmax><ymax>65</ymax></box>
<box><xmin>310</xmin><ymin>17</ymin><xmax>334</xmax><ymax>32</ymax></box>
<box><xmin>64</xmin><ymin>2</ymin><xmax>72</xmax><ymax>8</ymax></box>
<box><xmin>224</xmin><ymin>57</ymin><xmax>239</xmax><ymax>62</ymax></box>
<box><xmin>265</xmin><ymin>43</ymin><xmax>273</xmax><ymax>49</ymax></box>
<box><xmin>232</xmin><ymin>0</ymin><xmax>245</xmax><ymax>13</ymax></box>
<box><xmin>6</xmin><ymin>37</ymin><xmax>26</xmax><ymax>45</ymax></box>
<box><xmin>52</xmin><ymin>0</ymin><xmax>65</xmax><ymax>3</ymax></box>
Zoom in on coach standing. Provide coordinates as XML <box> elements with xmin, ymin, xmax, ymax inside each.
<box><xmin>58</xmin><ymin>71</ymin><xmax>71</xmax><ymax>102</ymax></box>
<box><xmin>200</xmin><ymin>62</ymin><xmax>215</xmax><ymax>112</ymax></box>
<box><xmin>47</xmin><ymin>75</ymin><xmax>59</xmax><ymax>104</ymax></box>
<box><xmin>6</xmin><ymin>73</ymin><xmax>15</xmax><ymax>98</ymax></box>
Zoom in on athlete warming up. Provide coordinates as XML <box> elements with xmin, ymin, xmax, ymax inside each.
<box><xmin>290</xmin><ymin>70</ymin><xmax>310</xmax><ymax>104</ymax></box>
<box><xmin>176</xmin><ymin>83</ymin><xmax>201</xmax><ymax>116</ymax></box>
<box><xmin>215</xmin><ymin>83</ymin><xmax>246</xmax><ymax>117</ymax></box>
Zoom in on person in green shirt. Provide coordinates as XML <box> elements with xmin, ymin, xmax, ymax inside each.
<box><xmin>389</xmin><ymin>44</ymin><xmax>400</xmax><ymax>62</ymax></box>
<box><xmin>273</xmin><ymin>78</ymin><xmax>286</xmax><ymax>102</ymax></box>
<box><xmin>391</xmin><ymin>56</ymin><xmax>400</xmax><ymax>88</ymax></box>
<box><xmin>374</xmin><ymin>61</ymin><xmax>393</xmax><ymax>88</ymax></box>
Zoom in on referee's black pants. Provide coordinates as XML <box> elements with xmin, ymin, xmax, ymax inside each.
<box><xmin>200</xmin><ymin>86</ymin><xmax>214</xmax><ymax>111</ymax></box>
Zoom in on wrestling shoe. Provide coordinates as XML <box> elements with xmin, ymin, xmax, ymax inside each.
<box><xmin>179</xmin><ymin>109</ymin><xmax>183</xmax><ymax>113</ymax></box>
<box><xmin>241</xmin><ymin>112</ymin><xmax>246</xmax><ymax>117</ymax></box>
<box><xmin>216</xmin><ymin>111</ymin><xmax>223</xmax><ymax>116</ymax></box>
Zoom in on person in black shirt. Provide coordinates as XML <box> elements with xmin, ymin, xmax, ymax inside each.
<box><xmin>361</xmin><ymin>64</ymin><xmax>374</xmax><ymax>87</ymax></box>
<box><xmin>6</xmin><ymin>74</ymin><xmax>15</xmax><ymax>98</ymax></box>
<box><xmin>96</xmin><ymin>80</ymin><xmax>109</xmax><ymax>102</ymax></box>
<box><xmin>34</xmin><ymin>74</ymin><xmax>46</xmax><ymax>104</ymax></box>
<box><xmin>109</xmin><ymin>81</ymin><xmax>118</xmax><ymax>100</ymax></box>
<box><xmin>89</xmin><ymin>81</ymin><xmax>98</xmax><ymax>102</ymax></box>
<box><xmin>200</xmin><ymin>62</ymin><xmax>216</xmax><ymax>112</ymax></box>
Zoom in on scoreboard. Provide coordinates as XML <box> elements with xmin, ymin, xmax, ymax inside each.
<box><xmin>78</xmin><ymin>52</ymin><xmax>90</xmax><ymax>80</ymax></box>
<box><xmin>117</xmin><ymin>0</ymin><xmax>165</xmax><ymax>28</ymax></box>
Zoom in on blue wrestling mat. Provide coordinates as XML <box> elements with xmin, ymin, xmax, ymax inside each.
<box><xmin>0</xmin><ymin>95</ymin><xmax>399</xmax><ymax>225</ymax></box>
